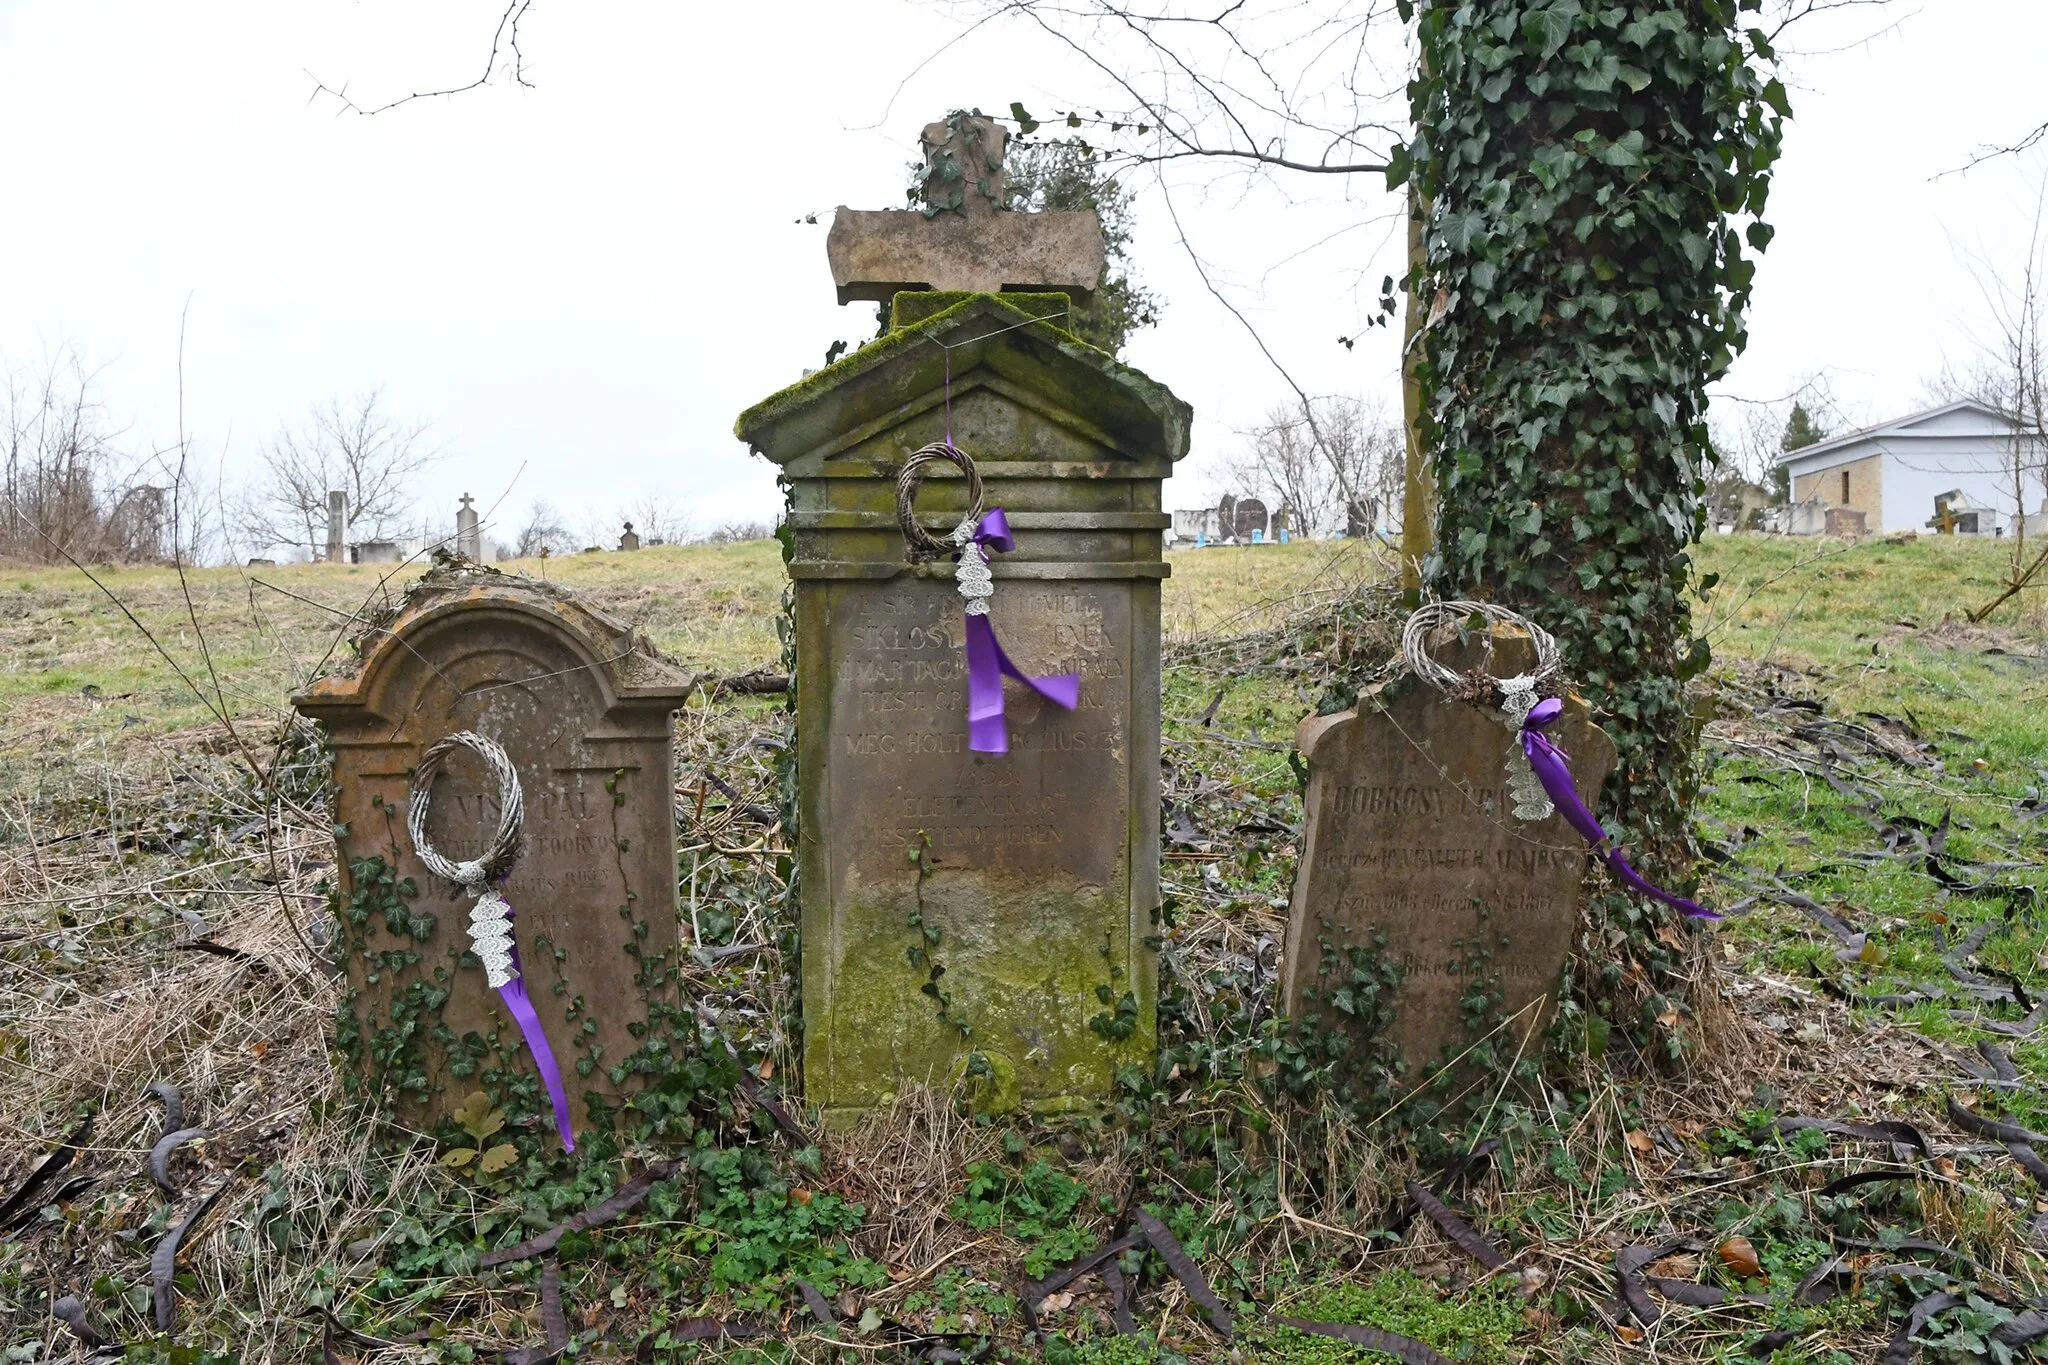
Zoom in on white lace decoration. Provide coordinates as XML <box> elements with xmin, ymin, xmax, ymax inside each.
<box><xmin>1399</xmin><ymin>602</ymin><xmax>1566</xmax><ymax>825</ymax></box>
<box><xmin>406</xmin><ymin>730</ymin><xmax>526</xmax><ymax>986</ymax></box>
<box><xmin>952</xmin><ymin>519</ymin><xmax>993</xmax><ymax>616</ymax></box>
<box><xmin>1496</xmin><ymin>674</ymin><xmax>1555</xmax><ymax>822</ymax></box>
<box><xmin>467</xmin><ymin>888</ymin><xmax>518</xmax><ymax>988</ymax></box>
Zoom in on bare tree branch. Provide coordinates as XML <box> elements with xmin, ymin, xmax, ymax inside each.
<box><xmin>307</xmin><ymin>1</ymin><xmax>535</xmax><ymax>117</ymax></box>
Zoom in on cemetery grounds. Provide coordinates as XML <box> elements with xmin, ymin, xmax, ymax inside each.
<box><xmin>1</xmin><ymin>533</ymin><xmax>2046</xmax><ymax>1364</ymax></box>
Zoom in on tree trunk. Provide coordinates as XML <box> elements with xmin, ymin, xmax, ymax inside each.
<box><xmin>1399</xmin><ymin>0</ymin><xmax>1783</xmax><ymax>1058</ymax></box>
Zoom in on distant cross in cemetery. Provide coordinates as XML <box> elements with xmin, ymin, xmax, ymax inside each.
<box><xmin>456</xmin><ymin>493</ymin><xmax>481</xmax><ymax>561</ymax></box>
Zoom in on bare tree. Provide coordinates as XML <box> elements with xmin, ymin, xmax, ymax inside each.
<box><xmin>237</xmin><ymin>390</ymin><xmax>437</xmax><ymax>559</ymax></box>
<box><xmin>1226</xmin><ymin>396</ymin><xmax>1401</xmax><ymax>538</ymax></box>
<box><xmin>699</xmin><ymin>518</ymin><xmax>778</xmax><ymax>545</ymax></box>
<box><xmin>620</xmin><ymin>489</ymin><xmax>693</xmax><ymax>546</ymax></box>
<box><xmin>1942</xmin><ymin>183</ymin><xmax>2048</xmax><ymax>620</ymax></box>
<box><xmin>0</xmin><ymin>347</ymin><xmax>202</xmax><ymax>564</ymax></box>
<box><xmin>511</xmin><ymin>498</ymin><xmax>574</xmax><ymax>559</ymax></box>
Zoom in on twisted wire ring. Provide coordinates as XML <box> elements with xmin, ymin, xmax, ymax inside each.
<box><xmin>406</xmin><ymin>731</ymin><xmax>524</xmax><ymax>889</ymax></box>
<box><xmin>1400</xmin><ymin>601</ymin><xmax>1563</xmax><ymax>695</ymax></box>
<box><xmin>895</xmin><ymin>442</ymin><xmax>985</xmax><ymax>562</ymax></box>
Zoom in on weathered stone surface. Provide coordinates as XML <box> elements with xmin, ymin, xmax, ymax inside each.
<box><xmin>919</xmin><ymin>113</ymin><xmax>1008</xmax><ymax>217</ymax></box>
<box><xmin>827</xmin><ymin>209</ymin><xmax>1105</xmax><ymax>305</ymax></box>
<box><xmin>293</xmin><ymin>567</ymin><xmax>694</xmax><ymax>1136</ymax></box>
<box><xmin>736</xmin><ymin>294</ymin><xmax>1189</xmax><ymax>1115</ymax></box>
<box><xmin>1281</xmin><ymin>630</ymin><xmax>1614</xmax><ymax>1080</ymax></box>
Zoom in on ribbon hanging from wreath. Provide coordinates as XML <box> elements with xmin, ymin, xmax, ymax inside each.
<box><xmin>1401</xmin><ymin>602</ymin><xmax>1717</xmax><ymax>921</ymax></box>
<box><xmin>406</xmin><ymin>731</ymin><xmax>578</xmax><ymax>1151</ymax></box>
<box><xmin>897</xmin><ymin>442</ymin><xmax>1079</xmax><ymax>754</ymax></box>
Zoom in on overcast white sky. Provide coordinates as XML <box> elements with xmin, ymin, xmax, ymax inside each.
<box><xmin>2</xmin><ymin>1</ymin><xmax>2044</xmax><ymax>555</ymax></box>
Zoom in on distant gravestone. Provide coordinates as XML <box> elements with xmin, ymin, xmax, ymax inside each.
<box><xmin>1281</xmin><ymin>627</ymin><xmax>1614</xmax><ymax>1080</ymax></box>
<box><xmin>294</xmin><ymin>566</ymin><xmax>694</xmax><ymax>1137</ymax></box>
<box><xmin>325</xmin><ymin>490</ymin><xmax>346</xmax><ymax>564</ymax></box>
<box><xmin>618</xmin><ymin>521</ymin><xmax>641</xmax><ymax>552</ymax></box>
<box><xmin>1233</xmin><ymin>498</ymin><xmax>1269</xmax><ymax>543</ymax></box>
<box><xmin>456</xmin><ymin>494</ymin><xmax>482</xmax><ymax>561</ymax></box>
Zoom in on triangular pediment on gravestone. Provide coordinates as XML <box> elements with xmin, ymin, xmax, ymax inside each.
<box><xmin>734</xmin><ymin>294</ymin><xmax>1190</xmax><ymax>478</ymax></box>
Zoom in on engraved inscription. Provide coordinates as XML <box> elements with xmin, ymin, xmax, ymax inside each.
<box><xmin>1282</xmin><ymin>634</ymin><xmax>1617</xmax><ymax>1075</ymax></box>
<box><xmin>825</xmin><ymin>578</ymin><xmax>1132</xmax><ymax>884</ymax></box>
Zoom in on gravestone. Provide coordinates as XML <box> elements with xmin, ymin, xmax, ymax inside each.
<box><xmin>619</xmin><ymin>521</ymin><xmax>641</xmax><ymax>552</ymax></box>
<box><xmin>456</xmin><ymin>493</ymin><xmax>482</xmax><ymax>561</ymax></box>
<box><xmin>737</xmin><ymin>149</ymin><xmax>1189</xmax><ymax>1112</ymax></box>
<box><xmin>826</xmin><ymin>113</ymin><xmax>1105</xmax><ymax>304</ymax></box>
<box><xmin>325</xmin><ymin>490</ymin><xmax>346</xmax><ymax>563</ymax></box>
<box><xmin>1281</xmin><ymin>628</ymin><xmax>1614</xmax><ymax>1080</ymax></box>
<box><xmin>294</xmin><ymin>565</ymin><xmax>694</xmax><ymax>1136</ymax></box>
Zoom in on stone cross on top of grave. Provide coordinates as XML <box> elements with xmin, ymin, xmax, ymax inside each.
<box><xmin>825</xmin><ymin>112</ymin><xmax>1107</xmax><ymax>305</ymax></box>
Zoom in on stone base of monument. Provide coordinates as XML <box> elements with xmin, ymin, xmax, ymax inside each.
<box><xmin>1280</xmin><ymin>626</ymin><xmax>1615</xmax><ymax>1100</ymax></box>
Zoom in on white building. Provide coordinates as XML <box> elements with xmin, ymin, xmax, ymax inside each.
<box><xmin>1774</xmin><ymin>398</ymin><xmax>2046</xmax><ymax>535</ymax></box>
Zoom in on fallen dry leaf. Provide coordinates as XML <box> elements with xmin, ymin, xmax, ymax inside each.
<box><xmin>1625</xmin><ymin>1129</ymin><xmax>1656</xmax><ymax>1155</ymax></box>
<box><xmin>1616</xmin><ymin>1324</ymin><xmax>1644</xmax><ymax>1342</ymax></box>
<box><xmin>1719</xmin><ymin>1235</ymin><xmax>1765</xmax><ymax>1280</ymax></box>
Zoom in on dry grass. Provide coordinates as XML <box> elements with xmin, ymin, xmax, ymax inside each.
<box><xmin>3</xmin><ymin>531</ymin><xmax>2047</xmax><ymax>1360</ymax></box>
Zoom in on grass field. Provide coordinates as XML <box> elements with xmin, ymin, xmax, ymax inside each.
<box><xmin>3</xmin><ymin>531</ymin><xmax>2047</xmax><ymax>1362</ymax></box>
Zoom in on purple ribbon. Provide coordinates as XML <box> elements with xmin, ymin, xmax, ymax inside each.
<box><xmin>963</xmin><ymin>508</ymin><xmax>1080</xmax><ymax>754</ymax></box>
<box><xmin>1519</xmin><ymin>697</ymin><xmax>1718</xmax><ymax>920</ymax></box>
<box><xmin>498</xmin><ymin>901</ymin><xmax>577</xmax><ymax>1152</ymax></box>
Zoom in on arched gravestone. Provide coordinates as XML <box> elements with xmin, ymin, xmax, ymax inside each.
<box><xmin>736</xmin><ymin>294</ymin><xmax>1190</xmax><ymax>1116</ymax></box>
<box><xmin>293</xmin><ymin>567</ymin><xmax>694</xmax><ymax>1137</ymax></box>
<box><xmin>1281</xmin><ymin>627</ymin><xmax>1615</xmax><ymax>1084</ymax></box>
<box><xmin>1232</xmin><ymin>498</ymin><xmax>1269</xmax><ymax>543</ymax></box>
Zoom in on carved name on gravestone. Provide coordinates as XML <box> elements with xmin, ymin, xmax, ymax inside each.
<box><xmin>737</xmin><ymin>289</ymin><xmax>1188</xmax><ymax>1115</ymax></box>
<box><xmin>294</xmin><ymin>567</ymin><xmax>693</xmax><ymax>1135</ymax></box>
<box><xmin>826</xmin><ymin>113</ymin><xmax>1106</xmax><ymax>304</ymax></box>
<box><xmin>1281</xmin><ymin>630</ymin><xmax>1615</xmax><ymax>1078</ymax></box>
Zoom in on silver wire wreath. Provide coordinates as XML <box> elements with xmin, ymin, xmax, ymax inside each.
<box><xmin>1400</xmin><ymin>601</ymin><xmax>1566</xmax><ymax>822</ymax></box>
<box><xmin>895</xmin><ymin>441</ymin><xmax>985</xmax><ymax>562</ymax></box>
<box><xmin>406</xmin><ymin>730</ymin><xmax>525</xmax><ymax>987</ymax></box>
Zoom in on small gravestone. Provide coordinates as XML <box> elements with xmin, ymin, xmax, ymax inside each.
<box><xmin>619</xmin><ymin>522</ymin><xmax>641</xmax><ymax>552</ymax></box>
<box><xmin>294</xmin><ymin>565</ymin><xmax>694</xmax><ymax>1137</ymax></box>
<box><xmin>1281</xmin><ymin>627</ymin><xmax>1614</xmax><ymax>1080</ymax></box>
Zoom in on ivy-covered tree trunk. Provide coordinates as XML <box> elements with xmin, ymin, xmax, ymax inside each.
<box><xmin>1393</xmin><ymin>1</ymin><xmax>1784</xmax><ymax>1058</ymax></box>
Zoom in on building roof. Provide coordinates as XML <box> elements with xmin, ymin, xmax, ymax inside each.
<box><xmin>1775</xmin><ymin>397</ymin><xmax>2029</xmax><ymax>471</ymax></box>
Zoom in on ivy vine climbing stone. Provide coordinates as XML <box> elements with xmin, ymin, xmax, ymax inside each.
<box><xmin>294</xmin><ymin>565</ymin><xmax>695</xmax><ymax>1141</ymax></box>
<box><xmin>1392</xmin><ymin>0</ymin><xmax>1784</xmax><ymax>1052</ymax></box>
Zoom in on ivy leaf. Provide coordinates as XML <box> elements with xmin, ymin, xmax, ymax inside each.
<box><xmin>1760</xmin><ymin>78</ymin><xmax>1791</xmax><ymax>118</ymax></box>
<box><xmin>1520</xmin><ymin>3</ymin><xmax>1578</xmax><ymax>60</ymax></box>
<box><xmin>1598</xmin><ymin>131</ymin><xmax>1647</xmax><ymax>168</ymax></box>
<box><xmin>1616</xmin><ymin>64</ymin><xmax>1652</xmax><ymax>93</ymax></box>
<box><xmin>1529</xmin><ymin>144</ymin><xmax>1576</xmax><ymax>190</ymax></box>
<box><xmin>1008</xmin><ymin>102</ymin><xmax>1040</xmax><ymax>135</ymax></box>
<box><xmin>477</xmin><ymin>1143</ymin><xmax>519</xmax><ymax>1176</ymax></box>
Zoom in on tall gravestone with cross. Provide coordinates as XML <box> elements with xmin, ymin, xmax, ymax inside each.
<box><xmin>738</xmin><ymin>115</ymin><xmax>1189</xmax><ymax>1116</ymax></box>
<box><xmin>293</xmin><ymin>565</ymin><xmax>694</xmax><ymax>1141</ymax></box>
